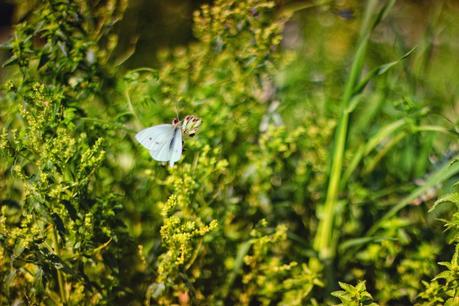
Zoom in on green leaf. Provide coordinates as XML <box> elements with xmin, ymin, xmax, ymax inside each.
<box><xmin>430</xmin><ymin>192</ymin><xmax>459</xmax><ymax>213</ymax></box>
<box><xmin>331</xmin><ymin>290</ymin><xmax>349</xmax><ymax>300</ymax></box>
<box><xmin>368</xmin><ymin>154</ymin><xmax>459</xmax><ymax>235</ymax></box>
<box><xmin>353</xmin><ymin>47</ymin><xmax>416</xmax><ymax>97</ymax></box>
<box><xmin>51</xmin><ymin>213</ymin><xmax>67</xmax><ymax>241</ymax></box>
<box><xmin>38</xmin><ymin>52</ymin><xmax>49</xmax><ymax>69</ymax></box>
<box><xmin>62</xmin><ymin>200</ymin><xmax>77</xmax><ymax>220</ymax></box>
<box><xmin>338</xmin><ymin>281</ymin><xmax>356</xmax><ymax>293</ymax></box>
<box><xmin>1</xmin><ymin>56</ymin><xmax>18</xmax><ymax>68</ymax></box>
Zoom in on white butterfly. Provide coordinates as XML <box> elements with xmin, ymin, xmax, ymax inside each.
<box><xmin>135</xmin><ymin>115</ymin><xmax>202</xmax><ymax>167</ymax></box>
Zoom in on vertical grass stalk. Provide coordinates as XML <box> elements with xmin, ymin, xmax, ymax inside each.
<box><xmin>52</xmin><ymin>226</ymin><xmax>67</xmax><ymax>304</ymax></box>
<box><xmin>313</xmin><ymin>0</ymin><xmax>395</xmax><ymax>261</ymax></box>
<box><xmin>313</xmin><ymin>34</ymin><xmax>370</xmax><ymax>260</ymax></box>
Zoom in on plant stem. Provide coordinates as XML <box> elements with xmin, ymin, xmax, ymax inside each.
<box><xmin>52</xmin><ymin>226</ymin><xmax>67</xmax><ymax>304</ymax></box>
<box><xmin>125</xmin><ymin>88</ymin><xmax>142</xmax><ymax>130</ymax></box>
<box><xmin>367</xmin><ymin>154</ymin><xmax>459</xmax><ymax>236</ymax></box>
<box><xmin>312</xmin><ymin>0</ymin><xmax>396</xmax><ymax>291</ymax></box>
<box><xmin>313</xmin><ymin>32</ymin><xmax>370</xmax><ymax>260</ymax></box>
<box><xmin>221</xmin><ymin>240</ymin><xmax>252</xmax><ymax>298</ymax></box>
<box><xmin>363</xmin><ymin>132</ymin><xmax>407</xmax><ymax>175</ymax></box>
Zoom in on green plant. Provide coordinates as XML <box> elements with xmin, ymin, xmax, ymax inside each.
<box><xmin>0</xmin><ymin>0</ymin><xmax>139</xmax><ymax>304</ymax></box>
<box><xmin>332</xmin><ymin>281</ymin><xmax>378</xmax><ymax>306</ymax></box>
<box><xmin>1</xmin><ymin>0</ymin><xmax>458</xmax><ymax>305</ymax></box>
<box><xmin>416</xmin><ymin>159</ymin><xmax>459</xmax><ymax>305</ymax></box>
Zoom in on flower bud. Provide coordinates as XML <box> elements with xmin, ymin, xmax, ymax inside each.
<box><xmin>182</xmin><ymin>115</ymin><xmax>202</xmax><ymax>137</ymax></box>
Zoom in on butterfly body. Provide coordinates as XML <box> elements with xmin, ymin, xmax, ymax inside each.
<box><xmin>135</xmin><ymin>115</ymin><xmax>201</xmax><ymax>167</ymax></box>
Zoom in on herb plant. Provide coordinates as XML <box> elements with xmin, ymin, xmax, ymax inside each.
<box><xmin>1</xmin><ymin>0</ymin><xmax>458</xmax><ymax>305</ymax></box>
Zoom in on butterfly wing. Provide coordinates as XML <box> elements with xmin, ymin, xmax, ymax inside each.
<box><xmin>148</xmin><ymin>130</ymin><xmax>176</xmax><ymax>162</ymax></box>
<box><xmin>136</xmin><ymin>124</ymin><xmax>183</xmax><ymax>166</ymax></box>
<box><xmin>135</xmin><ymin>124</ymin><xmax>174</xmax><ymax>150</ymax></box>
<box><xmin>168</xmin><ymin>128</ymin><xmax>182</xmax><ymax>167</ymax></box>
<box><xmin>149</xmin><ymin>127</ymin><xmax>182</xmax><ymax>166</ymax></box>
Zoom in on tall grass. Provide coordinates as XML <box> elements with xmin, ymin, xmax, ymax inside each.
<box><xmin>314</xmin><ymin>0</ymin><xmax>395</xmax><ymax>262</ymax></box>
<box><xmin>1</xmin><ymin>0</ymin><xmax>458</xmax><ymax>304</ymax></box>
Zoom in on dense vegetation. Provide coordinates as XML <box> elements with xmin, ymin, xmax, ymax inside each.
<box><xmin>0</xmin><ymin>0</ymin><xmax>458</xmax><ymax>305</ymax></box>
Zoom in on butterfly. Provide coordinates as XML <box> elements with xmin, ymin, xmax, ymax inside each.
<box><xmin>135</xmin><ymin>115</ymin><xmax>202</xmax><ymax>167</ymax></box>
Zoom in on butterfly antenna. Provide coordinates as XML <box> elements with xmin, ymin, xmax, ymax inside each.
<box><xmin>174</xmin><ymin>102</ymin><xmax>180</xmax><ymax>121</ymax></box>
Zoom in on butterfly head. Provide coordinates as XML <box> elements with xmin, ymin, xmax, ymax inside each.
<box><xmin>182</xmin><ymin>115</ymin><xmax>202</xmax><ymax>137</ymax></box>
<box><xmin>172</xmin><ymin>118</ymin><xmax>181</xmax><ymax>127</ymax></box>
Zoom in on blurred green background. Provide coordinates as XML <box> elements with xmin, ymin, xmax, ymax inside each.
<box><xmin>1</xmin><ymin>0</ymin><xmax>458</xmax><ymax>118</ymax></box>
<box><xmin>1</xmin><ymin>0</ymin><xmax>459</xmax><ymax>304</ymax></box>
<box><xmin>2</xmin><ymin>0</ymin><xmax>458</xmax><ymax>74</ymax></box>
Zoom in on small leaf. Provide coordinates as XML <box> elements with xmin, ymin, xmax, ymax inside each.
<box><xmin>51</xmin><ymin>213</ymin><xmax>67</xmax><ymax>241</ymax></box>
<box><xmin>433</xmin><ymin>270</ymin><xmax>453</xmax><ymax>281</ymax></box>
<box><xmin>62</xmin><ymin>200</ymin><xmax>77</xmax><ymax>220</ymax></box>
<box><xmin>430</xmin><ymin>193</ymin><xmax>459</xmax><ymax>212</ymax></box>
<box><xmin>331</xmin><ymin>290</ymin><xmax>348</xmax><ymax>300</ymax></box>
<box><xmin>38</xmin><ymin>52</ymin><xmax>49</xmax><ymax>69</ymax></box>
<box><xmin>2</xmin><ymin>56</ymin><xmax>18</xmax><ymax>68</ymax></box>
<box><xmin>0</xmin><ymin>199</ymin><xmax>20</xmax><ymax>208</ymax></box>
<box><xmin>353</xmin><ymin>47</ymin><xmax>416</xmax><ymax>97</ymax></box>
<box><xmin>356</xmin><ymin>280</ymin><xmax>367</xmax><ymax>292</ymax></box>
<box><xmin>338</xmin><ymin>281</ymin><xmax>355</xmax><ymax>293</ymax></box>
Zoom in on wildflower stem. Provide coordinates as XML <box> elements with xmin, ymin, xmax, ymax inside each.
<box><xmin>125</xmin><ymin>88</ymin><xmax>142</xmax><ymax>130</ymax></box>
<box><xmin>313</xmin><ymin>30</ymin><xmax>370</xmax><ymax>261</ymax></box>
<box><xmin>313</xmin><ymin>0</ymin><xmax>395</xmax><ymax>282</ymax></box>
<box><xmin>52</xmin><ymin>226</ymin><xmax>67</xmax><ymax>304</ymax></box>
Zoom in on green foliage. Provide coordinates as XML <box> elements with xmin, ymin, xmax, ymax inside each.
<box><xmin>237</xmin><ymin>222</ymin><xmax>323</xmax><ymax>305</ymax></box>
<box><xmin>332</xmin><ymin>281</ymin><xmax>378</xmax><ymax>306</ymax></box>
<box><xmin>0</xmin><ymin>0</ymin><xmax>136</xmax><ymax>304</ymax></box>
<box><xmin>416</xmin><ymin>159</ymin><xmax>459</xmax><ymax>305</ymax></box>
<box><xmin>417</xmin><ymin>245</ymin><xmax>459</xmax><ymax>306</ymax></box>
<box><xmin>1</xmin><ymin>0</ymin><xmax>459</xmax><ymax>305</ymax></box>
